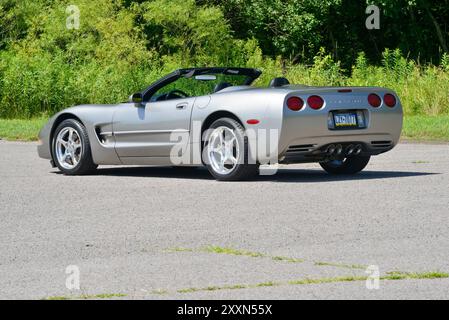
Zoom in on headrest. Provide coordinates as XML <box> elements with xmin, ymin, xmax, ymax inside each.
<box><xmin>214</xmin><ymin>82</ymin><xmax>232</xmax><ymax>93</ymax></box>
<box><xmin>269</xmin><ymin>77</ymin><xmax>290</xmax><ymax>87</ymax></box>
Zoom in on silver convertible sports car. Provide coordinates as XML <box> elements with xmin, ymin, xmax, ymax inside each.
<box><xmin>38</xmin><ymin>67</ymin><xmax>403</xmax><ymax>181</ymax></box>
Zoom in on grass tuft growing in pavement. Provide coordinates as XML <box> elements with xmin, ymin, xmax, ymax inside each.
<box><xmin>45</xmin><ymin>293</ymin><xmax>127</xmax><ymax>300</ymax></box>
<box><xmin>177</xmin><ymin>288</ymin><xmax>200</xmax><ymax>294</ymax></box>
<box><xmin>151</xmin><ymin>289</ymin><xmax>169</xmax><ymax>295</ymax></box>
<box><xmin>164</xmin><ymin>247</ymin><xmax>194</xmax><ymax>253</ymax></box>
<box><xmin>314</xmin><ymin>261</ymin><xmax>367</xmax><ymax>270</ymax></box>
<box><xmin>45</xmin><ymin>296</ymin><xmax>71</xmax><ymax>300</ymax></box>
<box><xmin>272</xmin><ymin>256</ymin><xmax>304</xmax><ymax>263</ymax></box>
<box><xmin>288</xmin><ymin>276</ymin><xmax>367</xmax><ymax>286</ymax></box>
<box><xmin>202</xmin><ymin>246</ymin><xmax>266</xmax><ymax>258</ymax></box>
<box><xmin>179</xmin><ymin>246</ymin><xmax>371</xmax><ymax>271</ymax></box>
<box><xmin>384</xmin><ymin>271</ymin><xmax>449</xmax><ymax>280</ymax></box>
<box><xmin>171</xmin><ymin>246</ymin><xmax>374</xmax><ymax>271</ymax></box>
<box><xmin>201</xmin><ymin>246</ymin><xmax>305</xmax><ymax>263</ymax></box>
<box><xmin>223</xmin><ymin>284</ymin><xmax>248</xmax><ymax>290</ymax></box>
<box><xmin>44</xmin><ymin>271</ymin><xmax>449</xmax><ymax>299</ymax></box>
<box><xmin>255</xmin><ymin>281</ymin><xmax>280</xmax><ymax>287</ymax></box>
<box><xmin>82</xmin><ymin>293</ymin><xmax>127</xmax><ymax>299</ymax></box>
<box><xmin>172</xmin><ymin>271</ymin><xmax>449</xmax><ymax>295</ymax></box>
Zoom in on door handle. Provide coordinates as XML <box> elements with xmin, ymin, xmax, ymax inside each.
<box><xmin>176</xmin><ymin>103</ymin><xmax>188</xmax><ymax>110</ymax></box>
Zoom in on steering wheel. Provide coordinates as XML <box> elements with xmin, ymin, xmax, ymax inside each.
<box><xmin>166</xmin><ymin>89</ymin><xmax>189</xmax><ymax>100</ymax></box>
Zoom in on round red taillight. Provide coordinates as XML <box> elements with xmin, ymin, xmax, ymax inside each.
<box><xmin>384</xmin><ymin>94</ymin><xmax>396</xmax><ymax>108</ymax></box>
<box><xmin>287</xmin><ymin>97</ymin><xmax>304</xmax><ymax>111</ymax></box>
<box><xmin>368</xmin><ymin>93</ymin><xmax>382</xmax><ymax>108</ymax></box>
<box><xmin>307</xmin><ymin>95</ymin><xmax>324</xmax><ymax>110</ymax></box>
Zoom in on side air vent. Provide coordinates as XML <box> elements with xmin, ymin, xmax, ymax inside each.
<box><xmin>286</xmin><ymin>144</ymin><xmax>316</xmax><ymax>153</ymax></box>
<box><xmin>371</xmin><ymin>140</ymin><xmax>392</xmax><ymax>148</ymax></box>
<box><xmin>95</xmin><ymin>127</ymin><xmax>113</xmax><ymax>145</ymax></box>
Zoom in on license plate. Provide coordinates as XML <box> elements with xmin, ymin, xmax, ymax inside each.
<box><xmin>333</xmin><ymin>112</ymin><xmax>358</xmax><ymax>128</ymax></box>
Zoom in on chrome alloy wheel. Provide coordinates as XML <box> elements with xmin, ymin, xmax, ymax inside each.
<box><xmin>55</xmin><ymin>127</ymin><xmax>83</xmax><ymax>170</ymax></box>
<box><xmin>207</xmin><ymin>126</ymin><xmax>240</xmax><ymax>175</ymax></box>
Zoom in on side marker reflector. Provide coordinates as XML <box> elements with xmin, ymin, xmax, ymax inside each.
<box><xmin>246</xmin><ymin>119</ymin><xmax>260</xmax><ymax>125</ymax></box>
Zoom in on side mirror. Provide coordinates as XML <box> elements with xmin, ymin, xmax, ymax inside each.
<box><xmin>129</xmin><ymin>92</ymin><xmax>143</xmax><ymax>105</ymax></box>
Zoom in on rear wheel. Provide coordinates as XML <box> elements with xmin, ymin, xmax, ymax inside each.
<box><xmin>203</xmin><ymin>118</ymin><xmax>259</xmax><ymax>181</ymax></box>
<box><xmin>52</xmin><ymin>119</ymin><xmax>97</xmax><ymax>175</ymax></box>
<box><xmin>319</xmin><ymin>156</ymin><xmax>370</xmax><ymax>175</ymax></box>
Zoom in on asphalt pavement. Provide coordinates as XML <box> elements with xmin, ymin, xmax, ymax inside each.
<box><xmin>0</xmin><ymin>140</ymin><xmax>448</xmax><ymax>299</ymax></box>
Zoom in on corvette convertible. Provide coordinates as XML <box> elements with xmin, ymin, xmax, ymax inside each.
<box><xmin>38</xmin><ymin>67</ymin><xmax>403</xmax><ymax>180</ymax></box>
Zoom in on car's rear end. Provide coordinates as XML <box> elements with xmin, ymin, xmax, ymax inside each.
<box><xmin>278</xmin><ymin>86</ymin><xmax>403</xmax><ymax>164</ymax></box>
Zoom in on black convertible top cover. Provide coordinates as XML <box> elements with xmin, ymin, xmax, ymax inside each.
<box><xmin>177</xmin><ymin>67</ymin><xmax>262</xmax><ymax>81</ymax></box>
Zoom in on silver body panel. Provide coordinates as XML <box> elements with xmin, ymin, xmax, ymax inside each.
<box><xmin>38</xmin><ymin>85</ymin><xmax>403</xmax><ymax>166</ymax></box>
<box><xmin>113</xmin><ymin>98</ymin><xmax>194</xmax><ymax>157</ymax></box>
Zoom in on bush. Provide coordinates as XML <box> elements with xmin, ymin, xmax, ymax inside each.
<box><xmin>0</xmin><ymin>1</ymin><xmax>448</xmax><ymax>119</ymax></box>
<box><xmin>0</xmin><ymin>0</ymin><xmax>268</xmax><ymax>118</ymax></box>
<box><xmin>348</xmin><ymin>49</ymin><xmax>449</xmax><ymax>116</ymax></box>
<box><xmin>442</xmin><ymin>53</ymin><xmax>449</xmax><ymax>72</ymax></box>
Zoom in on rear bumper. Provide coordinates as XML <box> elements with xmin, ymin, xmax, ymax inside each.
<box><xmin>278</xmin><ymin>105</ymin><xmax>403</xmax><ymax>163</ymax></box>
<box><xmin>280</xmin><ymin>137</ymin><xmax>394</xmax><ymax>164</ymax></box>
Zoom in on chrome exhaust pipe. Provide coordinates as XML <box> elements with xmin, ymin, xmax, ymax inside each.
<box><xmin>346</xmin><ymin>144</ymin><xmax>355</xmax><ymax>156</ymax></box>
<box><xmin>335</xmin><ymin>144</ymin><xmax>343</xmax><ymax>155</ymax></box>
<box><xmin>326</xmin><ymin>144</ymin><xmax>336</xmax><ymax>155</ymax></box>
<box><xmin>353</xmin><ymin>144</ymin><xmax>362</xmax><ymax>155</ymax></box>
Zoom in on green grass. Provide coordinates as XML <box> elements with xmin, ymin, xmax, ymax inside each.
<box><xmin>44</xmin><ymin>293</ymin><xmax>127</xmax><ymax>300</ymax></box>
<box><xmin>384</xmin><ymin>271</ymin><xmax>449</xmax><ymax>280</ymax></box>
<box><xmin>82</xmin><ymin>293</ymin><xmax>127</xmax><ymax>299</ymax></box>
<box><xmin>255</xmin><ymin>281</ymin><xmax>279</xmax><ymax>287</ymax></box>
<box><xmin>202</xmin><ymin>246</ymin><xmax>266</xmax><ymax>258</ymax></box>
<box><xmin>181</xmin><ymin>246</ymin><xmax>371</xmax><ymax>271</ymax></box>
<box><xmin>314</xmin><ymin>261</ymin><xmax>367</xmax><ymax>270</ymax></box>
<box><xmin>402</xmin><ymin>115</ymin><xmax>449</xmax><ymax>141</ymax></box>
<box><xmin>223</xmin><ymin>284</ymin><xmax>248</xmax><ymax>290</ymax></box>
<box><xmin>0</xmin><ymin>115</ymin><xmax>448</xmax><ymax>142</ymax></box>
<box><xmin>172</xmin><ymin>271</ymin><xmax>449</xmax><ymax>295</ymax></box>
<box><xmin>44</xmin><ymin>271</ymin><xmax>448</xmax><ymax>299</ymax></box>
<box><xmin>164</xmin><ymin>247</ymin><xmax>194</xmax><ymax>253</ymax></box>
<box><xmin>287</xmin><ymin>276</ymin><xmax>368</xmax><ymax>286</ymax></box>
<box><xmin>45</xmin><ymin>296</ymin><xmax>71</xmax><ymax>300</ymax></box>
<box><xmin>151</xmin><ymin>289</ymin><xmax>169</xmax><ymax>295</ymax></box>
<box><xmin>175</xmin><ymin>246</ymin><xmax>372</xmax><ymax>271</ymax></box>
<box><xmin>272</xmin><ymin>256</ymin><xmax>304</xmax><ymax>263</ymax></box>
<box><xmin>177</xmin><ymin>288</ymin><xmax>200</xmax><ymax>294</ymax></box>
<box><xmin>0</xmin><ymin>117</ymin><xmax>47</xmax><ymax>141</ymax></box>
<box><xmin>201</xmin><ymin>246</ymin><xmax>307</xmax><ymax>263</ymax></box>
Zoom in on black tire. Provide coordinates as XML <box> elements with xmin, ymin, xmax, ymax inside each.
<box><xmin>52</xmin><ymin>119</ymin><xmax>98</xmax><ymax>175</ymax></box>
<box><xmin>203</xmin><ymin>118</ymin><xmax>259</xmax><ymax>181</ymax></box>
<box><xmin>320</xmin><ymin>156</ymin><xmax>371</xmax><ymax>175</ymax></box>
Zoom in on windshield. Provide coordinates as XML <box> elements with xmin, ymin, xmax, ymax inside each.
<box><xmin>142</xmin><ymin>68</ymin><xmax>261</xmax><ymax>102</ymax></box>
<box><xmin>150</xmin><ymin>73</ymin><xmax>251</xmax><ymax>102</ymax></box>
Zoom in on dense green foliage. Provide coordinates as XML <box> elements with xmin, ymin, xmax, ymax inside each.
<box><xmin>201</xmin><ymin>0</ymin><xmax>449</xmax><ymax>68</ymax></box>
<box><xmin>280</xmin><ymin>49</ymin><xmax>449</xmax><ymax>116</ymax></box>
<box><xmin>0</xmin><ymin>0</ymin><xmax>448</xmax><ymax>118</ymax></box>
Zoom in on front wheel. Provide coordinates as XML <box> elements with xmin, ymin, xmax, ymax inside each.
<box><xmin>203</xmin><ymin>118</ymin><xmax>259</xmax><ymax>181</ymax></box>
<box><xmin>52</xmin><ymin>119</ymin><xmax>98</xmax><ymax>175</ymax></box>
<box><xmin>319</xmin><ymin>156</ymin><xmax>371</xmax><ymax>175</ymax></box>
